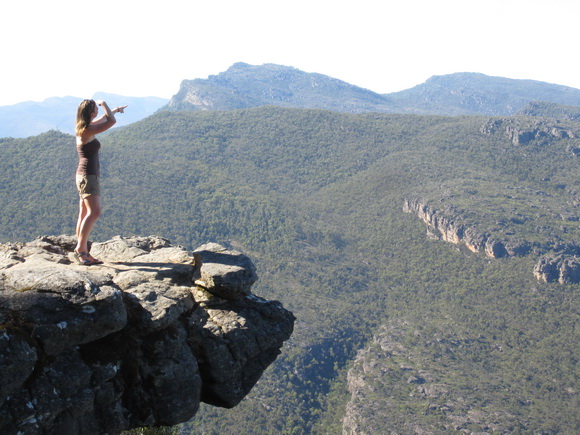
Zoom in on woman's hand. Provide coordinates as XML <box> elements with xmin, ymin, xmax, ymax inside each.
<box><xmin>114</xmin><ymin>105</ymin><xmax>128</xmax><ymax>114</ymax></box>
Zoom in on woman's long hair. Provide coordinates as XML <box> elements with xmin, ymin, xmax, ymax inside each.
<box><xmin>75</xmin><ymin>99</ymin><xmax>96</xmax><ymax>137</ymax></box>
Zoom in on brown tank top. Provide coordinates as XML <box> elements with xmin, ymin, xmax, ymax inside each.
<box><xmin>76</xmin><ymin>138</ymin><xmax>101</xmax><ymax>175</ymax></box>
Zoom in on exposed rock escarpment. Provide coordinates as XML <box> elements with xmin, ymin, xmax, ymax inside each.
<box><xmin>533</xmin><ymin>253</ymin><xmax>580</xmax><ymax>285</ymax></box>
<box><xmin>403</xmin><ymin>199</ymin><xmax>530</xmax><ymax>259</ymax></box>
<box><xmin>403</xmin><ymin>199</ymin><xmax>580</xmax><ymax>283</ymax></box>
<box><xmin>0</xmin><ymin>235</ymin><xmax>295</xmax><ymax>434</ymax></box>
<box><xmin>480</xmin><ymin>117</ymin><xmax>579</xmax><ymax>146</ymax></box>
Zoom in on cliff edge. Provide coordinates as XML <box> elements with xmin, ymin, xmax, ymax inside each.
<box><xmin>403</xmin><ymin>198</ymin><xmax>580</xmax><ymax>284</ymax></box>
<box><xmin>0</xmin><ymin>235</ymin><xmax>295</xmax><ymax>434</ymax></box>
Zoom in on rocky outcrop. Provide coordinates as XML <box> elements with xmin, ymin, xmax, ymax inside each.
<box><xmin>403</xmin><ymin>199</ymin><xmax>580</xmax><ymax>283</ymax></box>
<box><xmin>534</xmin><ymin>254</ymin><xmax>580</xmax><ymax>284</ymax></box>
<box><xmin>403</xmin><ymin>199</ymin><xmax>465</xmax><ymax>246</ymax></box>
<box><xmin>403</xmin><ymin>198</ymin><xmax>530</xmax><ymax>259</ymax></box>
<box><xmin>0</xmin><ymin>235</ymin><xmax>295</xmax><ymax>434</ymax></box>
<box><xmin>480</xmin><ymin>118</ymin><xmax>579</xmax><ymax>146</ymax></box>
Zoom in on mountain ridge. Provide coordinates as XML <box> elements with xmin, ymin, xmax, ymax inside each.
<box><xmin>166</xmin><ymin>62</ymin><xmax>395</xmax><ymax>113</ymax></box>
<box><xmin>166</xmin><ymin>62</ymin><xmax>580</xmax><ymax>116</ymax></box>
<box><xmin>4</xmin><ymin>63</ymin><xmax>580</xmax><ymax>138</ymax></box>
<box><xmin>389</xmin><ymin>72</ymin><xmax>580</xmax><ymax>115</ymax></box>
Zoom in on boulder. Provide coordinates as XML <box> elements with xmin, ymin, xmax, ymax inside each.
<box><xmin>193</xmin><ymin>243</ymin><xmax>258</xmax><ymax>299</ymax></box>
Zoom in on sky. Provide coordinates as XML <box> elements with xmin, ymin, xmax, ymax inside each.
<box><xmin>1</xmin><ymin>0</ymin><xmax>579</xmax><ymax>107</ymax></box>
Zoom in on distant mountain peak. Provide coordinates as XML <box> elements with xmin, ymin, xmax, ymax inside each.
<box><xmin>390</xmin><ymin>72</ymin><xmax>580</xmax><ymax>115</ymax></box>
<box><xmin>166</xmin><ymin>63</ymin><xmax>392</xmax><ymax>113</ymax></box>
<box><xmin>166</xmin><ymin>63</ymin><xmax>580</xmax><ymax>117</ymax></box>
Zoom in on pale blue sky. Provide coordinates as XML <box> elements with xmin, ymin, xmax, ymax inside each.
<box><xmin>1</xmin><ymin>0</ymin><xmax>578</xmax><ymax>106</ymax></box>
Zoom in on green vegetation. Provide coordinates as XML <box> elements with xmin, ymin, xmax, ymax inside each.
<box><xmin>519</xmin><ymin>100</ymin><xmax>580</xmax><ymax>120</ymax></box>
<box><xmin>0</xmin><ymin>107</ymin><xmax>578</xmax><ymax>433</ymax></box>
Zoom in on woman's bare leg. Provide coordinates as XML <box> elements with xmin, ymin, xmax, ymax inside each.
<box><xmin>76</xmin><ymin>197</ymin><xmax>87</xmax><ymax>239</ymax></box>
<box><xmin>75</xmin><ymin>195</ymin><xmax>101</xmax><ymax>255</ymax></box>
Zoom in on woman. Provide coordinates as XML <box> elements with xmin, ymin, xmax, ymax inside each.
<box><xmin>74</xmin><ymin>99</ymin><xmax>127</xmax><ymax>265</ymax></box>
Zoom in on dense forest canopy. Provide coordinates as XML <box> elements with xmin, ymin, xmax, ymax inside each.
<box><xmin>0</xmin><ymin>106</ymin><xmax>578</xmax><ymax>433</ymax></box>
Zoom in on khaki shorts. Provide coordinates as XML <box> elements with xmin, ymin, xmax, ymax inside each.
<box><xmin>76</xmin><ymin>174</ymin><xmax>101</xmax><ymax>199</ymax></box>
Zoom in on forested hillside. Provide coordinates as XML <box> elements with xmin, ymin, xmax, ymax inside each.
<box><xmin>0</xmin><ymin>107</ymin><xmax>578</xmax><ymax>433</ymax></box>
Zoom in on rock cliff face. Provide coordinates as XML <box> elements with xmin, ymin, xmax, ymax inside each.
<box><xmin>403</xmin><ymin>199</ymin><xmax>580</xmax><ymax>284</ymax></box>
<box><xmin>533</xmin><ymin>253</ymin><xmax>580</xmax><ymax>284</ymax></box>
<box><xmin>403</xmin><ymin>199</ymin><xmax>529</xmax><ymax>259</ymax></box>
<box><xmin>0</xmin><ymin>235</ymin><xmax>295</xmax><ymax>434</ymax></box>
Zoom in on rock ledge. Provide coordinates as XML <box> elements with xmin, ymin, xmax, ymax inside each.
<box><xmin>0</xmin><ymin>235</ymin><xmax>294</xmax><ymax>434</ymax></box>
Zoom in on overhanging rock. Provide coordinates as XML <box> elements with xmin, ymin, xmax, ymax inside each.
<box><xmin>0</xmin><ymin>235</ymin><xmax>295</xmax><ymax>434</ymax></box>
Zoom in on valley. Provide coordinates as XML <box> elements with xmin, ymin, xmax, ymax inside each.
<box><xmin>0</xmin><ymin>94</ymin><xmax>578</xmax><ymax>433</ymax></box>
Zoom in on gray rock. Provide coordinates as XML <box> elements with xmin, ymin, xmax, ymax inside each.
<box><xmin>0</xmin><ymin>235</ymin><xmax>294</xmax><ymax>433</ymax></box>
<box><xmin>0</xmin><ymin>331</ymin><xmax>37</xmax><ymax>408</ymax></box>
<box><xmin>1</xmin><ymin>262</ymin><xmax>127</xmax><ymax>355</ymax></box>
<box><xmin>534</xmin><ymin>254</ymin><xmax>580</xmax><ymax>284</ymax></box>
<box><xmin>194</xmin><ymin>243</ymin><xmax>258</xmax><ymax>299</ymax></box>
<box><xmin>485</xmin><ymin>238</ymin><xmax>508</xmax><ymax>258</ymax></box>
<box><xmin>0</xmin><ymin>243</ymin><xmax>24</xmax><ymax>269</ymax></box>
<box><xmin>188</xmin><ymin>293</ymin><xmax>295</xmax><ymax>408</ymax></box>
<box><xmin>559</xmin><ymin>257</ymin><xmax>580</xmax><ymax>284</ymax></box>
<box><xmin>123</xmin><ymin>283</ymin><xmax>194</xmax><ymax>332</ymax></box>
<box><xmin>403</xmin><ymin>198</ymin><xmax>578</xmax><ymax>283</ymax></box>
